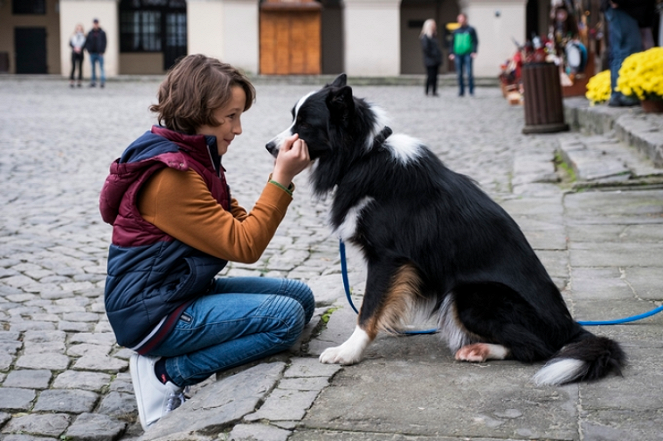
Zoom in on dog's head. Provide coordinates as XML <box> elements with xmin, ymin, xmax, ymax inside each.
<box><xmin>265</xmin><ymin>74</ymin><xmax>357</xmax><ymax>161</ymax></box>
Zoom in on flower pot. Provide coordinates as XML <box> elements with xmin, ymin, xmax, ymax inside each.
<box><xmin>641</xmin><ymin>99</ymin><xmax>663</xmax><ymax>113</ymax></box>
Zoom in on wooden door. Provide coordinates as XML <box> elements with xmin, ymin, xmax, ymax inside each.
<box><xmin>260</xmin><ymin>1</ymin><xmax>321</xmax><ymax>75</ymax></box>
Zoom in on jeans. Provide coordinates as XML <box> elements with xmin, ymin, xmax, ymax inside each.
<box><xmin>604</xmin><ymin>8</ymin><xmax>642</xmax><ymax>96</ymax></box>
<box><xmin>89</xmin><ymin>53</ymin><xmax>105</xmax><ymax>85</ymax></box>
<box><xmin>149</xmin><ymin>277</ymin><xmax>315</xmax><ymax>387</ymax></box>
<box><xmin>455</xmin><ymin>53</ymin><xmax>474</xmax><ymax>96</ymax></box>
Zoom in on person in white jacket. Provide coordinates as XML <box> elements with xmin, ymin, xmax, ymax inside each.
<box><xmin>69</xmin><ymin>24</ymin><xmax>86</xmax><ymax>88</ymax></box>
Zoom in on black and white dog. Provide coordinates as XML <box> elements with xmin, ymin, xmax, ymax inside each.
<box><xmin>266</xmin><ymin>74</ymin><xmax>625</xmax><ymax>385</ymax></box>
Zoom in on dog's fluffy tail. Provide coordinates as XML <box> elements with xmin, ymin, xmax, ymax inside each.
<box><xmin>533</xmin><ymin>334</ymin><xmax>626</xmax><ymax>386</ymax></box>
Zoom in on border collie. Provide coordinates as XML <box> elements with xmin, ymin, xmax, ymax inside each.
<box><xmin>266</xmin><ymin>74</ymin><xmax>625</xmax><ymax>385</ymax></box>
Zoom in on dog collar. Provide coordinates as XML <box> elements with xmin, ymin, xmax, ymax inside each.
<box><xmin>372</xmin><ymin>126</ymin><xmax>392</xmax><ymax>149</ymax></box>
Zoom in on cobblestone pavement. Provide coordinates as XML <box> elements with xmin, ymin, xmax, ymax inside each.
<box><xmin>1</xmin><ymin>78</ymin><xmax>661</xmax><ymax>441</ymax></box>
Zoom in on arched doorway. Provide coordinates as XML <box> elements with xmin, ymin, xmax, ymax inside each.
<box><xmin>119</xmin><ymin>0</ymin><xmax>187</xmax><ymax>73</ymax></box>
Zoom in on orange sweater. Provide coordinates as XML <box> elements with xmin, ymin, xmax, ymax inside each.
<box><xmin>137</xmin><ymin>168</ymin><xmax>292</xmax><ymax>264</ymax></box>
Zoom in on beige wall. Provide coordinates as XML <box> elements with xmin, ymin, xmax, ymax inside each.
<box><xmin>59</xmin><ymin>0</ymin><xmax>119</xmax><ymax>79</ymax></box>
<box><xmin>120</xmin><ymin>53</ymin><xmax>164</xmax><ymax>75</ymax></box>
<box><xmin>344</xmin><ymin>0</ymin><xmax>402</xmax><ymax>76</ymax></box>
<box><xmin>0</xmin><ymin>0</ymin><xmax>61</xmax><ymax>74</ymax></box>
<box><xmin>465</xmin><ymin>0</ymin><xmax>526</xmax><ymax>77</ymax></box>
<box><xmin>188</xmin><ymin>0</ymin><xmax>259</xmax><ymax>74</ymax></box>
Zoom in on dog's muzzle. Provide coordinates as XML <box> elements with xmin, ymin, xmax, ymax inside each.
<box><xmin>265</xmin><ymin>140</ymin><xmax>279</xmax><ymax>158</ymax></box>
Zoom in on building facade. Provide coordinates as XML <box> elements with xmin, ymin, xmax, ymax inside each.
<box><xmin>0</xmin><ymin>0</ymin><xmax>555</xmax><ymax>78</ymax></box>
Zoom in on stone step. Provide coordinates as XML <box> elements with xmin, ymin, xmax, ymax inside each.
<box><xmin>557</xmin><ymin>133</ymin><xmax>663</xmax><ymax>186</ymax></box>
<box><xmin>563</xmin><ymin>97</ymin><xmax>663</xmax><ymax>168</ymax></box>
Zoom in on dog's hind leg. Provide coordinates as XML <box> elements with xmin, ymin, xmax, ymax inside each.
<box><xmin>319</xmin><ymin>261</ymin><xmax>423</xmax><ymax>365</ymax></box>
<box><xmin>451</xmin><ymin>283</ymin><xmax>561</xmax><ymax>364</ymax></box>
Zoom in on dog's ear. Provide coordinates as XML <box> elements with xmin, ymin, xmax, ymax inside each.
<box><xmin>326</xmin><ymin>86</ymin><xmax>354</xmax><ymax>123</ymax></box>
<box><xmin>330</xmin><ymin>73</ymin><xmax>347</xmax><ymax>88</ymax></box>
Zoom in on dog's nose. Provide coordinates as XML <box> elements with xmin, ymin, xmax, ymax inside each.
<box><xmin>266</xmin><ymin>141</ymin><xmax>278</xmax><ymax>157</ymax></box>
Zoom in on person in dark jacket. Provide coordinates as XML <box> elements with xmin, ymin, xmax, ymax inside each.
<box><xmin>449</xmin><ymin>13</ymin><xmax>479</xmax><ymax>97</ymax></box>
<box><xmin>99</xmin><ymin>54</ymin><xmax>314</xmax><ymax>430</ymax></box>
<box><xmin>601</xmin><ymin>0</ymin><xmax>652</xmax><ymax>106</ymax></box>
<box><xmin>420</xmin><ymin>19</ymin><xmax>442</xmax><ymax>96</ymax></box>
<box><xmin>85</xmin><ymin>18</ymin><xmax>107</xmax><ymax>88</ymax></box>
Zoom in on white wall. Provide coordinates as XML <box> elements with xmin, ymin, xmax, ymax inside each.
<box><xmin>59</xmin><ymin>0</ymin><xmax>119</xmax><ymax>79</ymax></box>
<box><xmin>465</xmin><ymin>0</ymin><xmax>526</xmax><ymax>77</ymax></box>
<box><xmin>344</xmin><ymin>0</ymin><xmax>401</xmax><ymax>76</ymax></box>
<box><xmin>187</xmin><ymin>0</ymin><xmax>258</xmax><ymax>74</ymax></box>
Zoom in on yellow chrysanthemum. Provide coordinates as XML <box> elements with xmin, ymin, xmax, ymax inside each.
<box><xmin>616</xmin><ymin>47</ymin><xmax>663</xmax><ymax>101</ymax></box>
<box><xmin>585</xmin><ymin>70</ymin><xmax>611</xmax><ymax>105</ymax></box>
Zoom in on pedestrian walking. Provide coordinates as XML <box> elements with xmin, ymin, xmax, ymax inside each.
<box><xmin>448</xmin><ymin>13</ymin><xmax>478</xmax><ymax>97</ymax></box>
<box><xmin>420</xmin><ymin>19</ymin><xmax>442</xmax><ymax>97</ymax></box>
<box><xmin>601</xmin><ymin>0</ymin><xmax>650</xmax><ymax>107</ymax></box>
<box><xmin>69</xmin><ymin>24</ymin><xmax>86</xmax><ymax>88</ymax></box>
<box><xmin>85</xmin><ymin>18</ymin><xmax>106</xmax><ymax>88</ymax></box>
<box><xmin>98</xmin><ymin>54</ymin><xmax>315</xmax><ymax>431</ymax></box>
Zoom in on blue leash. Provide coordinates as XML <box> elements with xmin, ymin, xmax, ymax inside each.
<box><xmin>339</xmin><ymin>239</ymin><xmax>663</xmax><ymax>329</ymax></box>
<box><xmin>339</xmin><ymin>240</ymin><xmax>437</xmax><ymax>335</ymax></box>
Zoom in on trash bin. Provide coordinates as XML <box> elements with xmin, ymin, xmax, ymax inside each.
<box><xmin>521</xmin><ymin>62</ymin><xmax>569</xmax><ymax>134</ymax></box>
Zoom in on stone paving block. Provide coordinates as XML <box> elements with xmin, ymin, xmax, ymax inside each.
<box><xmin>2</xmin><ymin>413</ymin><xmax>71</xmax><ymax>437</ymax></box>
<box><xmin>580</xmin><ymin>408</ymin><xmax>663</xmax><ymax>441</ymax></box>
<box><xmin>33</xmin><ymin>389</ymin><xmax>99</xmax><ymax>413</ymax></box>
<box><xmin>23</xmin><ymin>340</ymin><xmax>66</xmax><ymax>354</ymax></box>
<box><xmin>0</xmin><ymin>387</ymin><xmax>36</xmax><ymax>411</ymax></box>
<box><xmin>58</xmin><ymin>321</ymin><xmax>93</xmax><ymax>332</ymax></box>
<box><xmin>278</xmin><ymin>376</ymin><xmax>330</xmax><ymax>391</ymax></box>
<box><xmin>228</xmin><ymin>424</ymin><xmax>291</xmax><ymax>441</ymax></box>
<box><xmin>307</xmin><ymin>274</ymin><xmax>345</xmax><ymax>307</ymax></box>
<box><xmin>23</xmin><ymin>330</ymin><xmax>66</xmax><ymax>343</ymax></box>
<box><xmin>52</xmin><ymin>370</ymin><xmax>110</xmax><ymax>391</ymax></box>
<box><xmin>65</xmin><ymin>412</ymin><xmax>127</xmax><ymax>441</ymax></box>
<box><xmin>9</xmin><ymin>321</ymin><xmax>56</xmax><ymax>332</ymax></box>
<box><xmin>73</xmin><ymin>354</ymin><xmax>128</xmax><ymax>372</ymax></box>
<box><xmin>285</xmin><ymin>357</ymin><xmax>343</xmax><ymax>378</ymax></box>
<box><xmin>15</xmin><ymin>353</ymin><xmax>69</xmax><ymax>370</ymax></box>
<box><xmin>69</xmin><ymin>332</ymin><xmax>117</xmax><ymax>346</ymax></box>
<box><xmin>97</xmin><ymin>391</ymin><xmax>137</xmax><ymax>419</ymax></box>
<box><xmin>109</xmin><ymin>372</ymin><xmax>134</xmax><ymax>393</ymax></box>
<box><xmin>142</xmin><ymin>362</ymin><xmax>286</xmax><ymax>441</ymax></box>
<box><xmin>570</xmin><ymin>243</ymin><xmax>663</xmax><ymax>268</ymax></box>
<box><xmin>0</xmin><ymin>352</ymin><xmax>13</xmax><ymax>370</ymax></box>
<box><xmin>67</xmin><ymin>343</ymin><xmax>111</xmax><ymax>357</ymax></box>
<box><xmin>245</xmin><ymin>388</ymin><xmax>319</xmax><ymax>422</ymax></box>
<box><xmin>4</xmin><ymin>370</ymin><xmax>52</xmax><ymax>389</ymax></box>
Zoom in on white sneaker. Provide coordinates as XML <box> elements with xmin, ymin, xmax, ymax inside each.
<box><xmin>130</xmin><ymin>354</ymin><xmax>186</xmax><ymax>430</ymax></box>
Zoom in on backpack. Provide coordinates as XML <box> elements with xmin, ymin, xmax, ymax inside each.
<box><xmin>454</xmin><ymin>31</ymin><xmax>473</xmax><ymax>55</ymax></box>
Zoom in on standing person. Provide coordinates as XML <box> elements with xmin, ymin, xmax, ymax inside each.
<box><xmin>85</xmin><ymin>18</ymin><xmax>107</xmax><ymax>88</ymax></box>
<box><xmin>448</xmin><ymin>13</ymin><xmax>478</xmax><ymax>97</ymax></box>
<box><xmin>601</xmin><ymin>0</ymin><xmax>647</xmax><ymax>107</ymax></box>
<box><xmin>420</xmin><ymin>19</ymin><xmax>442</xmax><ymax>97</ymax></box>
<box><xmin>99</xmin><ymin>54</ymin><xmax>315</xmax><ymax>430</ymax></box>
<box><xmin>69</xmin><ymin>24</ymin><xmax>86</xmax><ymax>88</ymax></box>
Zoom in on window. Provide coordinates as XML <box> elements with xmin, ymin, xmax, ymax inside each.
<box><xmin>12</xmin><ymin>0</ymin><xmax>46</xmax><ymax>15</ymax></box>
<box><xmin>120</xmin><ymin>0</ymin><xmax>186</xmax><ymax>53</ymax></box>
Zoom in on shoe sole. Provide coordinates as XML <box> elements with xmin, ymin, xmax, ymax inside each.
<box><xmin>129</xmin><ymin>355</ymin><xmax>150</xmax><ymax>430</ymax></box>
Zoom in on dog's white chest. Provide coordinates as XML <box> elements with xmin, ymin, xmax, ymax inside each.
<box><xmin>334</xmin><ymin>196</ymin><xmax>374</xmax><ymax>241</ymax></box>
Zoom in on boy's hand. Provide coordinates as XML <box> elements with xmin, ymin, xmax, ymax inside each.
<box><xmin>272</xmin><ymin>134</ymin><xmax>310</xmax><ymax>189</ymax></box>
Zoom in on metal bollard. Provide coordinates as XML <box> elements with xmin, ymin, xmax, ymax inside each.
<box><xmin>521</xmin><ymin>62</ymin><xmax>569</xmax><ymax>134</ymax></box>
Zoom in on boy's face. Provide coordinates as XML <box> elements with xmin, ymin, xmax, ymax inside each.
<box><xmin>197</xmin><ymin>86</ymin><xmax>246</xmax><ymax>156</ymax></box>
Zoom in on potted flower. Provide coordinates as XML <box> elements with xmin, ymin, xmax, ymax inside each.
<box><xmin>585</xmin><ymin>70</ymin><xmax>611</xmax><ymax>105</ymax></box>
<box><xmin>616</xmin><ymin>47</ymin><xmax>663</xmax><ymax>113</ymax></box>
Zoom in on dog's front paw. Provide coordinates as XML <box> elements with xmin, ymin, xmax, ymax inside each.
<box><xmin>319</xmin><ymin>345</ymin><xmax>361</xmax><ymax>365</ymax></box>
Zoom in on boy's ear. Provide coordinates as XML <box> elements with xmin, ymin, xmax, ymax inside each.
<box><xmin>326</xmin><ymin>85</ymin><xmax>354</xmax><ymax>123</ymax></box>
<box><xmin>330</xmin><ymin>73</ymin><xmax>347</xmax><ymax>88</ymax></box>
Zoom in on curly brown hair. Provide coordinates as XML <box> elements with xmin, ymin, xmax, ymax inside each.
<box><xmin>149</xmin><ymin>54</ymin><xmax>256</xmax><ymax>134</ymax></box>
